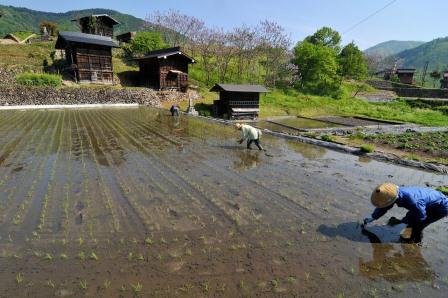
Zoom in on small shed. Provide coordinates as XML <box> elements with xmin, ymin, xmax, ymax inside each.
<box><xmin>441</xmin><ymin>72</ymin><xmax>448</xmax><ymax>89</ymax></box>
<box><xmin>55</xmin><ymin>31</ymin><xmax>119</xmax><ymax>84</ymax></box>
<box><xmin>116</xmin><ymin>31</ymin><xmax>136</xmax><ymax>44</ymax></box>
<box><xmin>210</xmin><ymin>84</ymin><xmax>269</xmax><ymax>120</ymax></box>
<box><xmin>395</xmin><ymin>68</ymin><xmax>416</xmax><ymax>85</ymax></box>
<box><xmin>72</xmin><ymin>14</ymin><xmax>120</xmax><ymax>37</ymax></box>
<box><xmin>132</xmin><ymin>47</ymin><xmax>195</xmax><ymax>92</ymax></box>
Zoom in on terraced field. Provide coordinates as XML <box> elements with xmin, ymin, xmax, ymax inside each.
<box><xmin>0</xmin><ymin>107</ymin><xmax>447</xmax><ymax>297</ymax></box>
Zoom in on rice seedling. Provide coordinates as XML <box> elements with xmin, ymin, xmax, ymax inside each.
<box><xmin>178</xmin><ymin>283</ymin><xmax>194</xmax><ymax>293</ymax></box>
<box><xmin>60</xmin><ymin>253</ymin><xmax>68</xmax><ymax>260</ymax></box>
<box><xmin>46</xmin><ymin>280</ymin><xmax>55</xmax><ymax>288</ymax></box>
<box><xmin>89</xmin><ymin>252</ymin><xmax>98</xmax><ymax>261</ymax></box>
<box><xmin>79</xmin><ymin>280</ymin><xmax>87</xmax><ymax>290</ymax></box>
<box><xmin>145</xmin><ymin>237</ymin><xmax>153</xmax><ymax>246</ymax></box>
<box><xmin>137</xmin><ymin>254</ymin><xmax>144</xmax><ymax>261</ymax></box>
<box><xmin>16</xmin><ymin>273</ymin><xmax>24</xmax><ymax>284</ymax></box>
<box><xmin>217</xmin><ymin>283</ymin><xmax>226</xmax><ymax>293</ymax></box>
<box><xmin>127</xmin><ymin>252</ymin><xmax>133</xmax><ymax>261</ymax></box>
<box><xmin>43</xmin><ymin>253</ymin><xmax>53</xmax><ymax>261</ymax></box>
<box><xmin>201</xmin><ymin>281</ymin><xmax>210</xmax><ymax>294</ymax></box>
<box><xmin>305</xmin><ymin>272</ymin><xmax>310</xmax><ymax>281</ymax></box>
<box><xmin>78</xmin><ymin>237</ymin><xmax>84</xmax><ymax>246</ymax></box>
<box><xmin>103</xmin><ymin>279</ymin><xmax>111</xmax><ymax>289</ymax></box>
<box><xmin>271</xmin><ymin>278</ymin><xmax>280</xmax><ymax>289</ymax></box>
<box><xmin>77</xmin><ymin>251</ymin><xmax>86</xmax><ymax>261</ymax></box>
<box><xmin>131</xmin><ymin>282</ymin><xmax>143</xmax><ymax>294</ymax></box>
<box><xmin>120</xmin><ymin>285</ymin><xmax>126</xmax><ymax>292</ymax></box>
<box><xmin>287</xmin><ymin>276</ymin><xmax>297</xmax><ymax>284</ymax></box>
<box><xmin>185</xmin><ymin>248</ymin><xmax>192</xmax><ymax>256</ymax></box>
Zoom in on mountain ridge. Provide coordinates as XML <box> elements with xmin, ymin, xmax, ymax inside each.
<box><xmin>0</xmin><ymin>5</ymin><xmax>148</xmax><ymax>37</ymax></box>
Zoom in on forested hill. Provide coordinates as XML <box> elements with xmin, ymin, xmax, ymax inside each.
<box><xmin>0</xmin><ymin>5</ymin><xmax>147</xmax><ymax>36</ymax></box>
<box><xmin>395</xmin><ymin>37</ymin><xmax>448</xmax><ymax>69</ymax></box>
<box><xmin>364</xmin><ymin>40</ymin><xmax>424</xmax><ymax>58</ymax></box>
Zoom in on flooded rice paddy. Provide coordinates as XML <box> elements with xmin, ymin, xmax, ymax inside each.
<box><xmin>0</xmin><ymin>107</ymin><xmax>447</xmax><ymax>297</ymax></box>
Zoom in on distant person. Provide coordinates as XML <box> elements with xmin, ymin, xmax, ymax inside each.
<box><xmin>235</xmin><ymin>123</ymin><xmax>264</xmax><ymax>151</ymax></box>
<box><xmin>362</xmin><ymin>183</ymin><xmax>448</xmax><ymax>243</ymax></box>
<box><xmin>170</xmin><ymin>104</ymin><xmax>180</xmax><ymax>116</ymax></box>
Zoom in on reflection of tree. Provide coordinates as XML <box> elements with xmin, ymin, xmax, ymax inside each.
<box><xmin>360</xmin><ymin>229</ymin><xmax>434</xmax><ymax>283</ymax></box>
<box><xmin>233</xmin><ymin>151</ymin><xmax>261</xmax><ymax>171</ymax></box>
<box><xmin>286</xmin><ymin>140</ymin><xmax>326</xmax><ymax>159</ymax></box>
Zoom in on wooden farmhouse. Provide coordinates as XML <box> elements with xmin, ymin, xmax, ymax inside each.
<box><xmin>55</xmin><ymin>31</ymin><xmax>119</xmax><ymax>84</ymax></box>
<box><xmin>72</xmin><ymin>14</ymin><xmax>120</xmax><ymax>37</ymax></box>
<box><xmin>210</xmin><ymin>84</ymin><xmax>269</xmax><ymax>120</ymax></box>
<box><xmin>132</xmin><ymin>47</ymin><xmax>195</xmax><ymax>92</ymax></box>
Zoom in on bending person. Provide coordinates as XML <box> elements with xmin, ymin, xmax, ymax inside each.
<box><xmin>363</xmin><ymin>183</ymin><xmax>448</xmax><ymax>243</ymax></box>
<box><xmin>235</xmin><ymin>123</ymin><xmax>263</xmax><ymax>151</ymax></box>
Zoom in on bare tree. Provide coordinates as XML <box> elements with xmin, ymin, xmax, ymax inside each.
<box><xmin>147</xmin><ymin>10</ymin><xmax>205</xmax><ymax>51</ymax></box>
<box><xmin>257</xmin><ymin>20</ymin><xmax>291</xmax><ymax>87</ymax></box>
<box><xmin>214</xmin><ymin>29</ymin><xmax>235</xmax><ymax>82</ymax></box>
<box><xmin>230</xmin><ymin>25</ymin><xmax>259</xmax><ymax>82</ymax></box>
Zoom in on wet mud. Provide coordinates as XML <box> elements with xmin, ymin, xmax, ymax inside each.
<box><xmin>0</xmin><ymin>107</ymin><xmax>447</xmax><ymax>297</ymax></box>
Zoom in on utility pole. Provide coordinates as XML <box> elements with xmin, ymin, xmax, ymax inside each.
<box><xmin>421</xmin><ymin>61</ymin><xmax>429</xmax><ymax>87</ymax></box>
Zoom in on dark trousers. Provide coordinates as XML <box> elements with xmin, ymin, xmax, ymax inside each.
<box><xmin>410</xmin><ymin>206</ymin><xmax>448</xmax><ymax>242</ymax></box>
<box><xmin>247</xmin><ymin>139</ymin><xmax>263</xmax><ymax>150</ymax></box>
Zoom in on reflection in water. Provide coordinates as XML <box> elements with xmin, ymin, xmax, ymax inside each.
<box><xmin>286</xmin><ymin>140</ymin><xmax>326</xmax><ymax>159</ymax></box>
<box><xmin>360</xmin><ymin>230</ymin><xmax>434</xmax><ymax>282</ymax></box>
<box><xmin>318</xmin><ymin>223</ymin><xmax>435</xmax><ymax>283</ymax></box>
<box><xmin>358</xmin><ymin>156</ymin><xmax>373</xmax><ymax>163</ymax></box>
<box><xmin>233</xmin><ymin>150</ymin><xmax>261</xmax><ymax>171</ymax></box>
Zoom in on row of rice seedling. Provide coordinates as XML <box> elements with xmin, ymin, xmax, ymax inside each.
<box><xmin>14</xmin><ymin>112</ymin><xmax>63</xmax><ymax>232</ymax></box>
<box><xmin>7</xmin><ymin>111</ymin><xmax>57</xmax><ymax>227</ymax></box>
<box><xmin>99</xmin><ymin>110</ymin><xmax>239</xmax><ymax>228</ymax></box>
<box><xmin>92</xmin><ymin>110</ymin><xmax>214</xmax><ymax>231</ymax></box>
<box><xmin>0</xmin><ymin>111</ymin><xmax>49</xmax><ymax>210</ymax></box>
<box><xmin>36</xmin><ymin>111</ymin><xmax>67</xmax><ymax>233</ymax></box>
<box><xmin>76</xmin><ymin>111</ymin><xmax>120</xmax><ymax>233</ymax></box>
<box><xmin>81</xmin><ymin>110</ymin><xmax>149</xmax><ymax>235</ymax></box>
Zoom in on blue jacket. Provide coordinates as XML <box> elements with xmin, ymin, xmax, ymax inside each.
<box><xmin>371</xmin><ymin>187</ymin><xmax>448</xmax><ymax>225</ymax></box>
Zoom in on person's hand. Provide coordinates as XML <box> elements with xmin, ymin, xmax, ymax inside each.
<box><xmin>361</xmin><ymin>217</ymin><xmax>374</xmax><ymax>228</ymax></box>
<box><xmin>387</xmin><ymin>216</ymin><xmax>402</xmax><ymax>226</ymax></box>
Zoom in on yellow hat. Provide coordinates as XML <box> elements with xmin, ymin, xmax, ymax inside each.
<box><xmin>371</xmin><ymin>183</ymin><xmax>399</xmax><ymax>208</ymax></box>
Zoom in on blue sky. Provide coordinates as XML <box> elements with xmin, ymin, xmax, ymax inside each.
<box><xmin>2</xmin><ymin>0</ymin><xmax>447</xmax><ymax>49</ymax></box>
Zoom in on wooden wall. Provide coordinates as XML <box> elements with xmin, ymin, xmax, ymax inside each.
<box><xmin>69</xmin><ymin>44</ymin><xmax>114</xmax><ymax>84</ymax></box>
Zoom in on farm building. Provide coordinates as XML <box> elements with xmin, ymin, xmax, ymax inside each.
<box><xmin>116</xmin><ymin>31</ymin><xmax>136</xmax><ymax>43</ymax></box>
<box><xmin>71</xmin><ymin>14</ymin><xmax>120</xmax><ymax>37</ymax></box>
<box><xmin>55</xmin><ymin>31</ymin><xmax>119</xmax><ymax>84</ymax></box>
<box><xmin>441</xmin><ymin>72</ymin><xmax>448</xmax><ymax>89</ymax></box>
<box><xmin>211</xmin><ymin>84</ymin><xmax>269</xmax><ymax>120</ymax></box>
<box><xmin>132</xmin><ymin>47</ymin><xmax>195</xmax><ymax>92</ymax></box>
<box><xmin>376</xmin><ymin>68</ymin><xmax>416</xmax><ymax>85</ymax></box>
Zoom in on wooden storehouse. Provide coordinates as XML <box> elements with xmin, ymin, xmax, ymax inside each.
<box><xmin>211</xmin><ymin>84</ymin><xmax>269</xmax><ymax>120</ymax></box>
<box><xmin>116</xmin><ymin>31</ymin><xmax>136</xmax><ymax>44</ymax></box>
<box><xmin>377</xmin><ymin>68</ymin><xmax>416</xmax><ymax>85</ymax></box>
<box><xmin>395</xmin><ymin>68</ymin><xmax>416</xmax><ymax>85</ymax></box>
<box><xmin>72</xmin><ymin>14</ymin><xmax>120</xmax><ymax>37</ymax></box>
<box><xmin>132</xmin><ymin>47</ymin><xmax>195</xmax><ymax>92</ymax></box>
<box><xmin>441</xmin><ymin>72</ymin><xmax>448</xmax><ymax>89</ymax></box>
<box><xmin>55</xmin><ymin>31</ymin><xmax>119</xmax><ymax>84</ymax></box>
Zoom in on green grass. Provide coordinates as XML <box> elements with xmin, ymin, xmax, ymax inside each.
<box><xmin>0</xmin><ymin>42</ymin><xmax>55</xmax><ymax>73</ymax></box>
<box><xmin>16</xmin><ymin>72</ymin><xmax>62</xmax><ymax>87</ymax></box>
<box><xmin>360</xmin><ymin>144</ymin><xmax>375</xmax><ymax>153</ymax></box>
<box><xmin>10</xmin><ymin>31</ymin><xmax>35</xmax><ymax>41</ymax></box>
<box><xmin>260</xmin><ymin>88</ymin><xmax>448</xmax><ymax>126</ymax></box>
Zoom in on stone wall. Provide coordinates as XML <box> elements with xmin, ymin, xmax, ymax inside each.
<box><xmin>0</xmin><ymin>85</ymin><xmax>193</xmax><ymax>107</ymax></box>
<box><xmin>367</xmin><ymin>79</ymin><xmax>448</xmax><ymax>99</ymax></box>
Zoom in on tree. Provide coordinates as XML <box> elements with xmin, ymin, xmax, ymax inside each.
<box><xmin>339</xmin><ymin>42</ymin><xmax>368</xmax><ymax>80</ymax></box>
<box><xmin>257</xmin><ymin>20</ymin><xmax>291</xmax><ymax>87</ymax></box>
<box><xmin>293</xmin><ymin>41</ymin><xmax>341</xmax><ymax>95</ymax></box>
<box><xmin>128</xmin><ymin>32</ymin><xmax>168</xmax><ymax>57</ymax></box>
<box><xmin>304</xmin><ymin>27</ymin><xmax>341</xmax><ymax>52</ymax></box>
<box><xmin>39</xmin><ymin>21</ymin><xmax>57</xmax><ymax>36</ymax></box>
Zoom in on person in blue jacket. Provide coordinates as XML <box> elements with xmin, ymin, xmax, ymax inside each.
<box><xmin>363</xmin><ymin>183</ymin><xmax>448</xmax><ymax>243</ymax></box>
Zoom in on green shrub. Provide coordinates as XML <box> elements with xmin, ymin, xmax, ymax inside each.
<box><xmin>16</xmin><ymin>72</ymin><xmax>62</xmax><ymax>87</ymax></box>
<box><xmin>436</xmin><ymin>186</ymin><xmax>448</xmax><ymax>195</ymax></box>
<box><xmin>321</xmin><ymin>134</ymin><xmax>333</xmax><ymax>142</ymax></box>
<box><xmin>435</xmin><ymin>106</ymin><xmax>448</xmax><ymax>115</ymax></box>
<box><xmin>360</xmin><ymin>144</ymin><xmax>374</xmax><ymax>153</ymax></box>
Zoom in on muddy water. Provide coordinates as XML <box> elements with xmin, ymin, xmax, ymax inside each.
<box><xmin>0</xmin><ymin>107</ymin><xmax>447</xmax><ymax>297</ymax></box>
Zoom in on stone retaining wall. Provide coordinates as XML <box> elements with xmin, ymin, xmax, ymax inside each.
<box><xmin>0</xmin><ymin>85</ymin><xmax>192</xmax><ymax>107</ymax></box>
<box><xmin>367</xmin><ymin>80</ymin><xmax>448</xmax><ymax>99</ymax></box>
